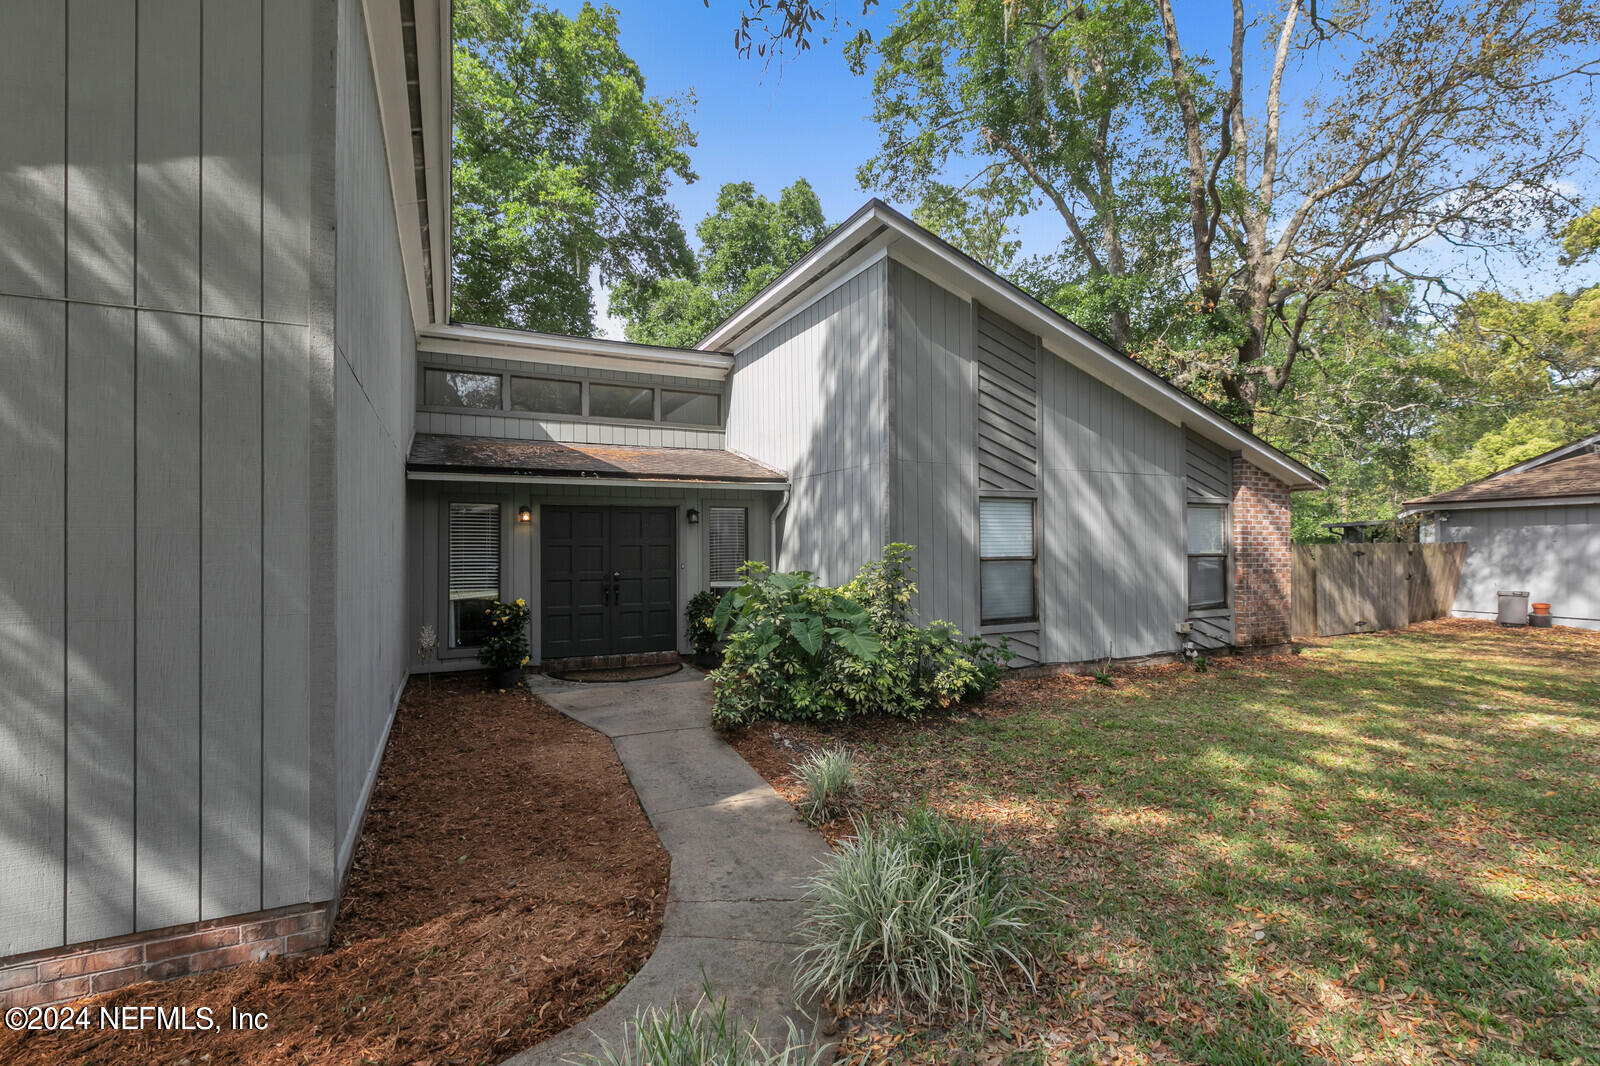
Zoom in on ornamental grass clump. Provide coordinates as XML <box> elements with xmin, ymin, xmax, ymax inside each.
<box><xmin>794</xmin><ymin>747</ymin><xmax>856</xmax><ymax>825</ymax></box>
<box><xmin>581</xmin><ymin>993</ymin><xmax>824</xmax><ymax>1066</ymax></box>
<box><xmin>794</xmin><ymin>809</ymin><xmax>1045</xmax><ymax>1021</ymax></box>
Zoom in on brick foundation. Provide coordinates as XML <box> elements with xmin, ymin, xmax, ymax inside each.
<box><xmin>0</xmin><ymin>902</ymin><xmax>328</xmax><ymax>1009</ymax></box>
<box><xmin>1231</xmin><ymin>459</ymin><xmax>1292</xmax><ymax>646</ymax></box>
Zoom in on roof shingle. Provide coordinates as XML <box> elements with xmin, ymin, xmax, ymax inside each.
<box><xmin>1405</xmin><ymin>449</ymin><xmax>1600</xmax><ymax>507</ymax></box>
<box><xmin>406</xmin><ymin>434</ymin><xmax>787</xmax><ymax>484</ymax></box>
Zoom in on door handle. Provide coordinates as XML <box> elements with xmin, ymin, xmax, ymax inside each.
<box><xmin>610</xmin><ymin>571</ymin><xmax>622</xmax><ymax>605</ymax></box>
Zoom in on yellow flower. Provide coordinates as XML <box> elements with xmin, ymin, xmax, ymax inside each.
<box><xmin>515</xmin><ymin>597</ymin><xmax>526</xmax><ymax>606</ymax></box>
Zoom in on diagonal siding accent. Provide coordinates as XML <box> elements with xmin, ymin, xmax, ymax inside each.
<box><xmin>976</xmin><ymin>307</ymin><xmax>1039</xmax><ymax>492</ymax></box>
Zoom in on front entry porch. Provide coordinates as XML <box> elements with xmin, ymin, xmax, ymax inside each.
<box><xmin>403</xmin><ymin>436</ymin><xmax>788</xmax><ymax>673</ymax></box>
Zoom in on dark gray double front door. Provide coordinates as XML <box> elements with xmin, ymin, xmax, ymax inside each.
<box><xmin>541</xmin><ymin>506</ymin><xmax>677</xmax><ymax>660</ymax></box>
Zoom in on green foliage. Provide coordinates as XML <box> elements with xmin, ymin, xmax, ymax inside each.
<box><xmin>794</xmin><ymin>809</ymin><xmax>1044</xmax><ymax>1020</ymax></box>
<box><xmin>795</xmin><ymin>747</ymin><xmax>856</xmax><ymax>825</ymax></box>
<box><xmin>581</xmin><ymin>992</ymin><xmax>823</xmax><ymax>1066</ymax></box>
<box><xmin>708</xmin><ymin>545</ymin><xmax>1011</xmax><ymax>728</ymax></box>
<box><xmin>476</xmin><ymin>598</ymin><xmax>531</xmax><ymax>671</ymax></box>
<box><xmin>452</xmin><ymin>0</ymin><xmax>696</xmax><ymax>333</ymax></box>
<box><xmin>851</xmin><ymin>0</ymin><xmax>1185</xmax><ymax>352</ymax></box>
<box><xmin>685</xmin><ymin>589</ymin><xmax>724</xmax><ymax>657</ymax></box>
<box><xmin>611</xmin><ymin>179</ymin><xmax>829</xmax><ymax>347</ymax></box>
<box><xmin>1559</xmin><ymin>206</ymin><xmax>1600</xmax><ymax>266</ymax></box>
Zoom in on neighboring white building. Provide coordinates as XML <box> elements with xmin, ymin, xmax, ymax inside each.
<box><xmin>1403</xmin><ymin>433</ymin><xmax>1600</xmax><ymax>630</ymax></box>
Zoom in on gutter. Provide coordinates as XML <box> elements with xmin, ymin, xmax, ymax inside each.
<box><xmin>769</xmin><ymin>487</ymin><xmax>792</xmax><ymax>567</ymax></box>
<box><xmin>406</xmin><ymin>470</ymin><xmax>790</xmax><ymax>491</ymax></box>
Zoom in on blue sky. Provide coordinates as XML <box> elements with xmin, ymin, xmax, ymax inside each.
<box><xmin>552</xmin><ymin>1</ymin><xmax>1596</xmax><ymax>336</ymax></box>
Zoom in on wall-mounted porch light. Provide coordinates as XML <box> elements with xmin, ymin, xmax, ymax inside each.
<box><xmin>686</xmin><ymin>507</ymin><xmax>700</xmax><ymax>524</ymax></box>
<box><xmin>518</xmin><ymin>505</ymin><xmax>532</xmax><ymax>524</ymax></box>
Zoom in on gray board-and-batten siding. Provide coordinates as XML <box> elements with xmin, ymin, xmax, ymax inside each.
<box><xmin>1436</xmin><ymin>504</ymin><xmax>1600</xmax><ymax>629</ymax></box>
<box><xmin>882</xmin><ymin>259</ymin><xmax>1205</xmax><ymax>666</ymax></box>
<box><xmin>723</xmin><ymin>255</ymin><xmax>1242</xmax><ymax>669</ymax></box>
<box><xmin>0</xmin><ymin>0</ymin><xmax>410</xmax><ymax>959</ymax></box>
<box><xmin>725</xmin><ymin>259</ymin><xmax>889</xmax><ymax>586</ymax></box>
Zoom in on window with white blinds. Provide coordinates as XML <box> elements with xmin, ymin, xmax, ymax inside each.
<box><xmin>448</xmin><ymin>502</ymin><xmax>500</xmax><ymax>647</ymax></box>
<box><xmin>708</xmin><ymin>507</ymin><xmax>747</xmax><ymax>586</ymax></box>
<box><xmin>980</xmin><ymin>498</ymin><xmax>1036</xmax><ymax>624</ymax></box>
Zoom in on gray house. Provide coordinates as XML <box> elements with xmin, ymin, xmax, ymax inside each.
<box><xmin>0</xmin><ymin>0</ymin><xmax>1321</xmax><ymax>1006</ymax></box>
<box><xmin>1404</xmin><ymin>432</ymin><xmax>1600</xmax><ymax>629</ymax></box>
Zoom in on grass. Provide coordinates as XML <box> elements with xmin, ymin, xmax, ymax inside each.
<box><xmin>580</xmin><ymin>992</ymin><xmax>824</xmax><ymax>1066</ymax></box>
<box><xmin>802</xmin><ymin>621</ymin><xmax>1600</xmax><ymax>1065</ymax></box>
<box><xmin>795</xmin><ymin>808</ymin><xmax>1045</xmax><ymax>1020</ymax></box>
<box><xmin>795</xmin><ymin>746</ymin><xmax>858</xmax><ymax>824</ymax></box>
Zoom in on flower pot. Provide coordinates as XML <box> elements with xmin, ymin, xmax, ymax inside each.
<box><xmin>692</xmin><ymin>649</ymin><xmax>718</xmax><ymax>669</ymax></box>
<box><xmin>490</xmin><ymin>665</ymin><xmax>522</xmax><ymax>689</ymax></box>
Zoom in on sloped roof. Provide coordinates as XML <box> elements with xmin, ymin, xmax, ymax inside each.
<box><xmin>1405</xmin><ymin>448</ymin><xmax>1600</xmax><ymax>508</ymax></box>
<box><xmin>407</xmin><ymin>434</ymin><xmax>787</xmax><ymax>484</ymax></box>
<box><xmin>700</xmin><ymin>199</ymin><xmax>1327</xmax><ymax>492</ymax></box>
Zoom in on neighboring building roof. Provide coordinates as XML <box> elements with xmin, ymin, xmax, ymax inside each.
<box><xmin>1403</xmin><ymin>447</ymin><xmax>1600</xmax><ymax>510</ymax></box>
<box><xmin>700</xmin><ymin>199</ymin><xmax>1328</xmax><ymax>492</ymax></box>
<box><xmin>1492</xmin><ymin>429</ymin><xmax>1600</xmax><ymax>477</ymax></box>
<box><xmin>406</xmin><ymin>434</ymin><xmax>787</xmax><ymax>485</ymax></box>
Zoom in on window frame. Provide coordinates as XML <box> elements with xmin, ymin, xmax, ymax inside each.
<box><xmin>508</xmin><ymin>373</ymin><xmax>585</xmax><ymax>417</ymax></box>
<box><xmin>417</xmin><ymin>363</ymin><xmax>728</xmax><ymax>429</ymax></box>
<box><xmin>586</xmin><ymin>381</ymin><xmax>659</xmax><ymax>422</ymax></box>
<box><xmin>444</xmin><ymin>499</ymin><xmax>504</xmax><ymax>653</ymax></box>
<box><xmin>659</xmin><ymin>388</ymin><xmax>722</xmax><ymax>427</ymax></box>
<box><xmin>707</xmin><ymin>506</ymin><xmax>749</xmax><ymax>588</ymax></box>
<box><xmin>422</xmin><ymin>367</ymin><xmax>503</xmax><ymax>410</ymax></box>
<box><xmin>979</xmin><ymin>497</ymin><xmax>1039</xmax><ymax>626</ymax></box>
<box><xmin>1185</xmin><ymin>499</ymin><xmax>1231</xmax><ymax>611</ymax></box>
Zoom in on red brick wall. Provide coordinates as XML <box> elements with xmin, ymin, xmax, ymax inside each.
<box><xmin>0</xmin><ymin>903</ymin><xmax>327</xmax><ymax>1009</ymax></box>
<box><xmin>1231</xmin><ymin>459</ymin><xmax>1292</xmax><ymax>646</ymax></box>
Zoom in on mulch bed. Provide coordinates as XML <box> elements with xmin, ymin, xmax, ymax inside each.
<box><xmin>2</xmin><ymin>675</ymin><xmax>670</xmax><ymax>1066</ymax></box>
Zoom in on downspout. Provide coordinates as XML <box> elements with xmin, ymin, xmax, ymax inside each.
<box><xmin>769</xmin><ymin>487</ymin><xmax>791</xmax><ymax>568</ymax></box>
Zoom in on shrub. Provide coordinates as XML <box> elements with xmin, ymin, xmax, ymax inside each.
<box><xmin>476</xmin><ymin>598</ymin><xmax>530</xmax><ymax>671</ymax></box>
<box><xmin>581</xmin><ymin>993</ymin><xmax>823</xmax><ymax>1066</ymax></box>
<box><xmin>709</xmin><ymin>544</ymin><xmax>1012</xmax><ymax>727</ymax></box>
<box><xmin>794</xmin><ymin>809</ymin><xmax>1044</xmax><ymax>1021</ymax></box>
<box><xmin>685</xmin><ymin>589</ymin><xmax>724</xmax><ymax>657</ymax></box>
<box><xmin>794</xmin><ymin>747</ymin><xmax>855</xmax><ymax>825</ymax></box>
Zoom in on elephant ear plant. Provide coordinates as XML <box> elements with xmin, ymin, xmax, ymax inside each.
<box><xmin>477</xmin><ymin>597</ymin><xmax>531</xmax><ymax>688</ymax></box>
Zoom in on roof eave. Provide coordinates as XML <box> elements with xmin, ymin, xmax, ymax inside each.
<box><xmin>705</xmin><ymin>200</ymin><xmax>1326</xmax><ymax>492</ymax></box>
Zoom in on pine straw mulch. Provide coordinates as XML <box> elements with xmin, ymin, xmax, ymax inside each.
<box><xmin>3</xmin><ymin>675</ymin><xmax>670</xmax><ymax>1066</ymax></box>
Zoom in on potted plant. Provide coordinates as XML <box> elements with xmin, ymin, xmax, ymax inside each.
<box><xmin>685</xmin><ymin>589</ymin><xmax>723</xmax><ymax>668</ymax></box>
<box><xmin>478</xmin><ymin>597</ymin><xmax>531</xmax><ymax>688</ymax></box>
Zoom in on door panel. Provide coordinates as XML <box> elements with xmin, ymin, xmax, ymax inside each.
<box><xmin>611</xmin><ymin>507</ymin><xmax>678</xmax><ymax>655</ymax></box>
<box><xmin>541</xmin><ymin>505</ymin><xmax>677</xmax><ymax>659</ymax></box>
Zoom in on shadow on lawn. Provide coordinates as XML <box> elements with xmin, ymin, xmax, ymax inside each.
<box><xmin>853</xmin><ymin>626</ymin><xmax>1600</xmax><ymax>1063</ymax></box>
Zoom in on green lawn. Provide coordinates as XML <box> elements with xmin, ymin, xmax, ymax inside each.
<box><xmin>806</xmin><ymin>621</ymin><xmax>1600</xmax><ymax>1065</ymax></box>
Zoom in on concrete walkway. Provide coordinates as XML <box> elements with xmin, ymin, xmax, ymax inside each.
<box><xmin>506</xmin><ymin>672</ymin><xmax>833</xmax><ymax>1065</ymax></box>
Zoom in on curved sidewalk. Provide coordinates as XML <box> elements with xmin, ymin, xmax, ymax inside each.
<box><xmin>506</xmin><ymin>672</ymin><xmax>832</xmax><ymax>1065</ymax></box>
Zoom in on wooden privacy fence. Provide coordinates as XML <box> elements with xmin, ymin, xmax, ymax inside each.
<box><xmin>1291</xmin><ymin>542</ymin><xmax>1468</xmax><ymax>638</ymax></box>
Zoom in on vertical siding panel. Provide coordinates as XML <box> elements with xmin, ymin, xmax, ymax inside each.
<box><xmin>262</xmin><ymin>323</ymin><xmax>310</xmax><ymax>909</ymax></box>
<box><xmin>262</xmin><ymin>0</ymin><xmax>313</xmax><ymax>324</ymax></box>
<box><xmin>64</xmin><ymin>304</ymin><xmax>137</xmax><ymax>942</ymax></box>
<box><xmin>66</xmin><ymin>0</ymin><xmax>137</xmax><ymax>305</ymax></box>
<box><xmin>136</xmin><ymin>0</ymin><xmax>202</xmax><ymax>312</ymax></box>
<box><xmin>0</xmin><ymin>297</ymin><xmax>67</xmax><ymax>954</ymax></box>
<box><xmin>199</xmin><ymin>316</ymin><xmax>263</xmax><ymax>919</ymax></box>
<box><xmin>200</xmin><ymin>0</ymin><xmax>263</xmax><ymax>319</ymax></box>
<box><xmin>135</xmin><ymin>310</ymin><xmax>200</xmax><ymax>931</ymax></box>
<box><xmin>0</xmin><ymin>4</ymin><xmax>66</xmax><ymax>298</ymax></box>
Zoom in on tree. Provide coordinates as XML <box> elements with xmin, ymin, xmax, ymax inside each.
<box><xmin>1560</xmin><ymin>206</ymin><xmax>1600</xmax><ymax>265</ymax></box>
<box><xmin>852</xmin><ymin>0</ymin><xmax>1187</xmax><ymax>352</ymax></box>
<box><xmin>611</xmin><ymin>179</ymin><xmax>829</xmax><ymax>347</ymax></box>
<box><xmin>851</xmin><ymin>0</ymin><xmax>1600</xmax><ymax>423</ymax></box>
<box><xmin>453</xmin><ymin>0</ymin><xmax>697</xmax><ymax>333</ymax></box>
